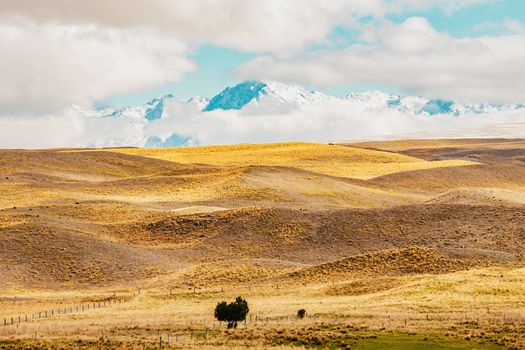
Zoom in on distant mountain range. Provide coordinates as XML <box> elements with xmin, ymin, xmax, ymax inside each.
<box><xmin>90</xmin><ymin>80</ymin><xmax>525</xmax><ymax>147</ymax></box>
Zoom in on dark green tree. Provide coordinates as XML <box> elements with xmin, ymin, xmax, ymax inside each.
<box><xmin>214</xmin><ymin>296</ymin><xmax>249</xmax><ymax>328</ymax></box>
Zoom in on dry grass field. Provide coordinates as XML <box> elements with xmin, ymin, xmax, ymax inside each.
<box><xmin>1</xmin><ymin>140</ymin><xmax>525</xmax><ymax>349</ymax></box>
<box><xmin>108</xmin><ymin>142</ymin><xmax>475</xmax><ymax>179</ymax></box>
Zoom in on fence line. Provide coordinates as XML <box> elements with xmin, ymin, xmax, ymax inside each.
<box><xmin>1</xmin><ymin>294</ymin><xmax>134</xmax><ymax>328</ymax></box>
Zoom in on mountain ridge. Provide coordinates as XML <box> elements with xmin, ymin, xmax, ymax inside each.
<box><xmin>88</xmin><ymin>80</ymin><xmax>525</xmax><ymax>147</ymax></box>
<box><xmin>101</xmin><ymin>80</ymin><xmax>525</xmax><ymax>117</ymax></box>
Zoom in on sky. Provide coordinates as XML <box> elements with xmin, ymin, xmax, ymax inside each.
<box><xmin>0</xmin><ymin>0</ymin><xmax>524</xmax><ymax>148</ymax></box>
<box><xmin>106</xmin><ymin>0</ymin><xmax>525</xmax><ymax>106</ymax></box>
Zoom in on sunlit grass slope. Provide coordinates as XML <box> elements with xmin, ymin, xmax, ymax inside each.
<box><xmin>348</xmin><ymin>138</ymin><xmax>525</xmax><ymax>152</ymax></box>
<box><xmin>110</xmin><ymin>142</ymin><xmax>475</xmax><ymax>179</ymax></box>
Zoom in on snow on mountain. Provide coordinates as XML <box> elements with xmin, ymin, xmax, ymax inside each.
<box><xmin>261</xmin><ymin>80</ymin><xmax>335</xmax><ymax>105</ymax></box>
<box><xmin>143</xmin><ymin>94</ymin><xmax>174</xmax><ymax>121</ymax></box>
<box><xmin>204</xmin><ymin>81</ymin><xmax>267</xmax><ymax>111</ymax></box>
<box><xmin>97</xmin><ymin>80</ymin><xmax>525</xmax><ymax>121</ymax></box>
<box><xmin>345</xmin><ymin>90</ymin><xmax>395</xmax><ymax>105</ymax></box>
<box><xmin>203</xmin><ymin>80</ymin><xmax>335</xmax><ymax>112</ymax></box>
<box><xmin>87</xmin><ymin>80</ymin><xmax>525</xmax><ymax>147</ymax></box>
<box><xmin>187</xmin><ymin>96</ymin><xmax>210</xmax><ymax>110</ymax></box>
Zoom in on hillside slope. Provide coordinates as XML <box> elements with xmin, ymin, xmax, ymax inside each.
<box><xmin>0</xmin><ymin>139</ymin><xmax>524</xmax><ymax>290</ymax></box>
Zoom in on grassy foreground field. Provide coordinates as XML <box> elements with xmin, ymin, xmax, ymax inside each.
<box><xmin>0</xmin><ymin>266</ymin><xmax>524</xmax><ymax>349</ymax></box>
<box><xmin>1</xmin><ymin>140</ymin><xmax>525</xmax><ymax>349</ymax></box>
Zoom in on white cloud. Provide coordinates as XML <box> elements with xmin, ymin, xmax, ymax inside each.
<box><xmin>475</xmin><ymin>18</ymin><xmax>525</xmax><ymax>35</ymax></box>
<box><xmin>0</xmin><ymin>0</ymin><xmax>514</xmax><ymax>149</ymax></box>
<box><xmin>0</xmin><ymin>20</ymin><xmax>194</xmax><ymax>115</ymax></box>
<box><xmin>3</xmin><ymin>96</ymin><xmax>524</xmax><ymax>149</ymax></box>
<box><xmin>503</xmin><ymin>19</ymin><xmax>525</xmax><ymax>34</ymax></box>
<box><xmin>388</xmin><ymin>0</ymin><xmax>492</xmax><ymax>15</ymax></box>
<box><xmin>0</xmin><ymin>109</ymin><xmax>86</xmax><ymax>148</ymax></box>
<box><xmin>0</xmin><ymin>0</ymin><xmax>490</xmax><ymax>54</ymax></box>
<box><xmin>146</xmin><ymin>99</ymin><xmax>525</xmax><ymax>146</ymax></box>
<box><xmin>0</xmin><ymin>0</ymin><xmax>365</xmax><ymax>53</ymax></box>
<box><xmin>238</xmin><ymin>17</ymin><xmax>525</xmax><ymax>104</ymax></box>
<box><xmin>2</xmin><ymin>0</ymin><xmax>483</xmax><ymax>117</ymax></box>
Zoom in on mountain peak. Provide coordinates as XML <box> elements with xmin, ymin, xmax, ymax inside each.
<box><xmin>204</xmin><ymin>81</ymin><xmax>267</xmax><ymax>112</ymax></box>
<box><xmin>187</xmin><ymin>96</ymin><xmax>210</xmax><ymax>110</ymax></box>
<box><xmin>144</xmin><ymin>94</ymin><xmax>175</xmax><ymax>121</ymax></box>
<box><xmin>203</xmin><ymin>80</ymin><xmax>336</xmax><ymax>111</ymax></box>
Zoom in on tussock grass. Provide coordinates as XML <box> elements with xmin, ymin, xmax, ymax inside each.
<box><xmin>1</xmin><ymin>267</ymin><xmax>524</xmax><ymax>349</ymax></box>
<box><xmin>1</xmin><ymin>140</ymin><xmax>525</xmax><ymax>348</ymax></box>
<box><xmin>109</xmin><ymin>142</ymin><xmax>475</xmax><ymax>179</ymax></box>
<box><xmin>348</xmin><ymin>138</ymin><xmax>525</xmax><ymax>152</ymax></box>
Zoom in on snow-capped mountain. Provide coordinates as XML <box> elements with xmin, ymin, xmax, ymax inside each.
<box><xmin>187</xmin><ymin>96</ymin><xmax>210</xmax><ymax>110</ymax></box>
<box><xmin>97</xmin><ymin>80</ymin><xmax>525</xmax><ymax>120</ymax></box>
<box><xmin>204</xmin><ymin>80</ymin><xmax>336</xmax><ymax>111</ymax></box>
<box><xmin>201</xmin><ymin>81</ymin><xmax>525</xmax><ymax>115</ymax></box>
<box><xmin>88</xmin><ymin>80</ymin><xmax>525</xmax><ymax>148</ymax></box>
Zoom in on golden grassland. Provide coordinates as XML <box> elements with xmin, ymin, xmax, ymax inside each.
<box><xmin>106</xmin><ymin>142</ymin><xmax>476</xmax><ymax>179</ymax></box>
<box><xmin>347</xmin><ymin>138</ymin><xmax>525</xmax><ymax>152</ymax></box>
<box><xmin>0</xmin><ymin>183</ymin><xmax>67</xmax><ymax>211</ymax></box>
<box><xmin>0</xmin><ymin>267</ymin><xmax>524</xmax><ymax>349</ymax></box>
<box><xmin>2</xmin><ymin>139</ymin><xmax>525</xmax><ymax>348</ymax></box>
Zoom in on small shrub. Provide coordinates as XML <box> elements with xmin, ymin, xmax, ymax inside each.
<box><xmin>297</xmin><ymin>309</ymin><xmax>306</xmax><ymax>319</ymax></box>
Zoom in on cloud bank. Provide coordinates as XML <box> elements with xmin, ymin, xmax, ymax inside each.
<box><xmin>2</xmin><ymin>97</ymin><xmax>524</xmax><ymax>149</ymax></box>
<box><xmin>238</xmin><ymin>17</ymin><xmax>525</xmax><ymax>104</ymax></box>
<box><xmin>0</xmin><ymin>20</ymin><xmax>194</xmax><ymax>115</ymax></box>
<box><xmin>0</xmin><ymin>0</ymin><xmax>523</xmax><ymax>148</ymax></box>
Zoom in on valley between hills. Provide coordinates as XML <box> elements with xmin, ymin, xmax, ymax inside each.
<box><xmin>1</xmin><ymin>139</ymin><xmax>525</xmax><ymax>349</ymax></box>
